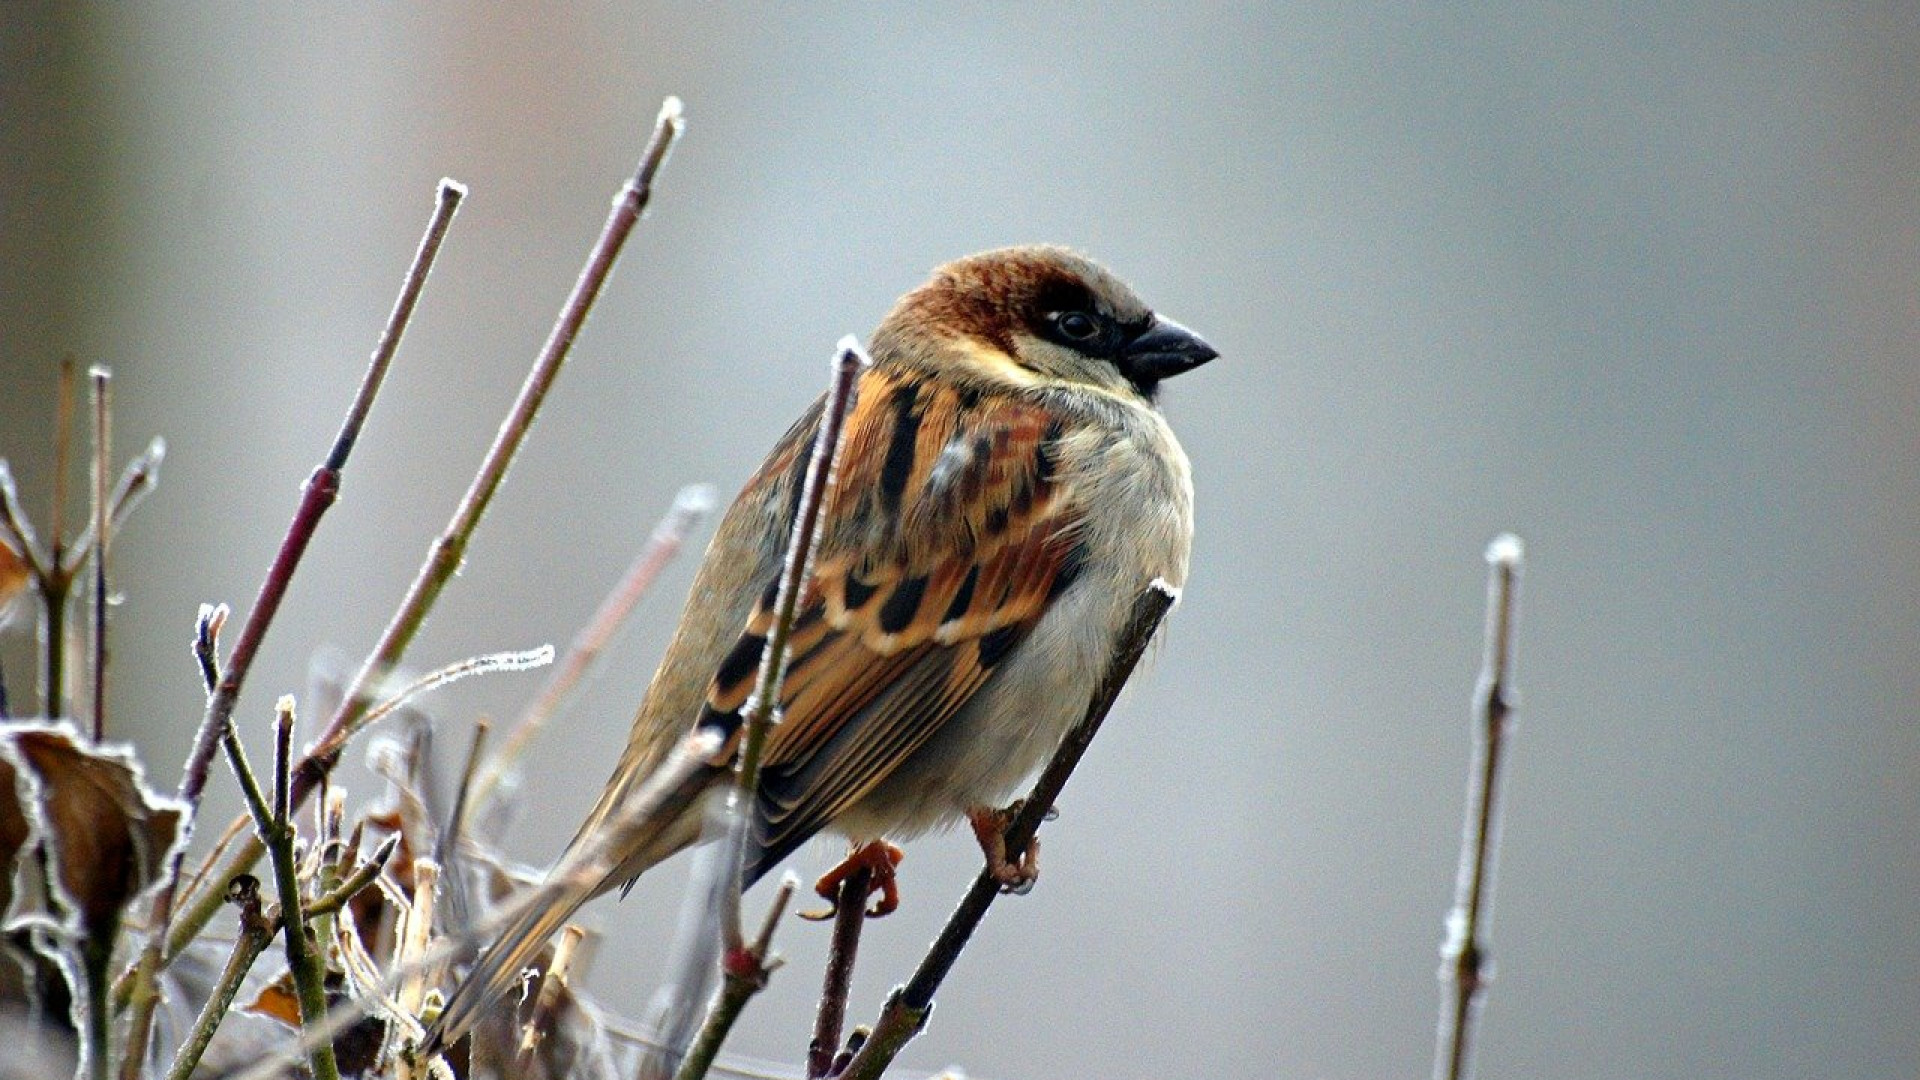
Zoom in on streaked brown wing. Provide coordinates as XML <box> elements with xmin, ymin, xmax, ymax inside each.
<box><xmin>695</xmin><ymin>366</ymin><xmax>1085</xmax><ymax>878</ymax></box>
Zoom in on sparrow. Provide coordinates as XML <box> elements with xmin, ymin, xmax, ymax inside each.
<box><xmin>427</xmin><ymin>245</ymin><xmax>1215</xmax><ymax>1049</ymax></box>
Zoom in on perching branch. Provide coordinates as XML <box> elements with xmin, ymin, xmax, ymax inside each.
<box><xmin>646</xmin><ymin>337</ymin><xmax>864</xmax><ymax>1080</ymax></box>
<box><xmin>837</xmin><ymin>580</ymin><xmax>1180</xmax><ymax>1080</ymax></box>
<box><xmin>731</xmin><ymin>336</ymin><xmax>866</xmax><ymax>901</ymax></box>
<box><xmin>807</xmin><ymin>863</ymin><xmax>874</xmax><ymax>1079</ymax></box>
<box><xmin>1432</xmin><ymin>534</ymin><xmax>1525</xmax><ymax>1080</ymax></box>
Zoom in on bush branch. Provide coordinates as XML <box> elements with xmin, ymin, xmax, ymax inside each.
<box><xmin>838</xmin><ymin>580</ymin><xmax>1179</xmax><ymax>1080</ymax></box>
<box><xmin>1432</xmin><ymin>534</ymin><xmax>1524</xmax><ymax>1080</ymax></box>
<box><xmin>161</xmin><ymin>875</ymin><xmax>274</xmax><ymax>1080</ymax></box>
<box><xmin>266</xmin><ymin>696</ymin><xmax>340</xmax><ymax>1080</ymax></box>
<box><xmin>299</xmin><ymin>97</ymin><xmax>685</xmax><ymax>804</ymax></box>
<box><xmin>157</xmin><ymin>179</ymin><xmax>464</xmax><ymax>971</ymax></box>
<box><xmin>670</xmin><ymin>879</ymin><xmax>797</xmax><ymax>1080</ymax></box>
<box><xmin>807</xmin><ymin>864</ymin><xmax>873</xmax><ymax>1079</ymax></box>
<box><xmin>472</xmin><ymin>482</ymin><xmax>715</xmax><ymax>808</ymax></box>
<box><xmin>87</xmin><ymin>365</ymin><xmax>109</xmax><ymax>741</ymax></box>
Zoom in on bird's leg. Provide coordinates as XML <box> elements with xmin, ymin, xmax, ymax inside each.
<box><xmin>969</xmin><ymin>801</ymin><xmax>1041</xmax><ymax>894</ymax></box>
<box><xmin>800</xmin><ymin>839</ymin><xmax>903</xmax><ymax>920</ymax></box>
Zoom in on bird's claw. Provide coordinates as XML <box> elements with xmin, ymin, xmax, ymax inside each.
<box><xmin>969</xmin><ymin>802</ymin><xmax>1042</xmax><ymax>894</ymax></box>
<box><xmin>799</xmin><ymin>840</ymin><xmax>903</xmax><ymax>921</ymax></box>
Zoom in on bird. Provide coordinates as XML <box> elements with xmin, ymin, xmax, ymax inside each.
<box><xmin>424</xmin><ymin>244</ymin><xmax>1215</xmax><ymax>1051</ymax></box>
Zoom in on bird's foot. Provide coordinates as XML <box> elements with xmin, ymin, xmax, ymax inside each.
<box><xmin>969</xmin><ymin>801</ymin><xmax>1042</xmax><ymax>894</ymax></box>
<box><xmin>800</xmin><ymin>839</ymin><xmax>904</xmax><ymax>921</ymax></box>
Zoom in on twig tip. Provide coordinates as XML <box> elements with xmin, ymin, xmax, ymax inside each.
<box><xmin>835</xmin><ymin>335</ymin><xmax>873</xmax><ymax>369</ymax></box>
<box><xmin>438</xmin><ymin>177</ymin><xmax>468</xmax><ymax>202</ymax></box>
<box><xmin>1485</xmin><ymin>533</ymin><xmax>1524</xmax><ymax>571</ymax></box>
<box><xmin>674</xmin><ymin>483</ymin><xmax>719</xmax><ymax>517</ymax></box>
<box><xmin>658</xmin><ymin>95</ymin><xmax>686</xmax><ymax>127</ymax></box>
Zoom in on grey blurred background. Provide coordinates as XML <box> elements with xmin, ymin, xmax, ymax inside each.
<box><xmin>3</xmin><ymin>5</ymin><xmax>1916</xmax><ymax>1078</ymax></box>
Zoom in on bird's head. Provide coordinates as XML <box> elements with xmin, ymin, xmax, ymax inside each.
<box><xmin>873</xmin><ymin>245</ymin><xmax>1218</xmax><ymax>403</ymax></box>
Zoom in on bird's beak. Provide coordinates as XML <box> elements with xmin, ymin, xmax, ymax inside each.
<box><xmin>1118</xmin><ymin>315</ymin><xmax>1218</xmax><ymax>385</ymax></box>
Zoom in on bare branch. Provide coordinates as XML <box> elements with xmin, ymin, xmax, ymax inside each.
<box><xmin>1433</xmin><ymin>533</ymin><xmax>1525</xmax><ymax>1080</ymax></box>
<box><xmin>303</xmin><ymin>97</ymin><xmax>686</xmax><ymax>802</ymax></box>
<box><xmin>158</xmin><ymin>178</ymin><xmax>465</xmax><ymax>971</ymax></box>
<box><xmin>87</xmin><ymin>365</ymin><xmax>109</xmax><ymax>741</ymax></box>
<box><xmin>838</xmin><ymin>580</ymin><xmax>1180</xmax><ymax>1080</ymax></box>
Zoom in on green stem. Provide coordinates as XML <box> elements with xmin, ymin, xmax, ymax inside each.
<box><xmin>670</xmin><ymin>879</ymin><xmax>794</xmax><ymax>1080</ymax></box>
<box><xmin>163</xmin><ymin>878</ymin><xmax>273</xmax><ymax>1080</ymax></box>
<box><xmin>80</xmin><ymin>932</ymin><xmax>113</xmax><ymax>1080</ymax></box>
<box><xmin>265</xmin><ymin>699</ymin><xmax>339</xmax><ymax>1080</ymax></box>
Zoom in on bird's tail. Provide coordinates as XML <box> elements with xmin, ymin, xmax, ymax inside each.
<box><xmin>421</xmin><ymin>733</ymin><xmax>724</xmax><ymax>1057</ymax></box>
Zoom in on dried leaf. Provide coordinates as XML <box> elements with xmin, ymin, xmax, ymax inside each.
<box><xmin>0</xmin><ymin>537</ymin><xmax>27</xmax><ymax>626</ymax></box>
<box><xmin>0</xmin><ymin>755</ymin><xmax>29</xmax><ymax>916</ymax></box>
<box><xmin>0</xmin><ymin>721</ymin><xmax>187</xmax><ymax>937</ymax></box>
<box><xmin>242</xmin><ymin>969</ymin><xmax>302</xmax><ymax>1030</ymax></box>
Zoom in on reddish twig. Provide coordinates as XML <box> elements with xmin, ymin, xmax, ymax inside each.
<box><xmin>126</xmin><ymin>178</ymin><xmax>464</xmax><ymax>1003</ymax></box>
<box><xmin>807</xmin><ymin>865</ymin><xmax>873</xmax><ymax>1079</ymax></box>
<box><xmin>300</xmin><ymin>98</ymin><xmax>685</xmax><ymax>801</ymax></box>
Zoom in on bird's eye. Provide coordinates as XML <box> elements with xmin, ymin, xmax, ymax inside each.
<box><xmin>1054</xmin><ymin>310</ymin><xmax>1101</xmax><ymax>342</ymax></box>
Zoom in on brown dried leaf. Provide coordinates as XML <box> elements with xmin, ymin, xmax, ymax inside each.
<box><xmin>0</xmin><ymin>536</ymin><xmax>27</xmax><ymax>624</ymax></box>
<box><xmin>0</xmin><ymin>756</ymin><xmax>29</xmax><ymax>916</ymax></box>
<box><xmin>242</xmin><ymin>970</ymin><xmax>302</xmax><ymax>1030</ymax></box>
<box><xmin>0</xmin><ymin>722</ymin><xmax>186</xmax><ymax>936</ymax></box>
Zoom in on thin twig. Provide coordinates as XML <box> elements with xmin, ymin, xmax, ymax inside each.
<box><xmin>838</xmin><ymin>580</ymin><xmax>1180</xmax><ymax>1080</ymax></box>
<box><xmin>654</xmin><ymin>337</ymin><xmax>860</xmax><ymax>1080</ymax></box>
<box><xmin>308</xmin><ymin>646</ymin><xmax>552</xmax><ymax>769</ymax></box>
<box><xmin>0</xmin><ymin>462</ymin><xmax>47</xmax><ymax>580</ymax></box>
<box><xmin>87</xmin><ymin>365</ymin><xmax>109</xmax><ymax>741</ymax></box>
<box><xmin>159</xmin><ymin>179</ymin><xmax>465</xmax><ymax>970</ymax></box>
<box><xmin>64</xmin><ymin>435</ymin><xmax>167</xmax><ymax>571</ymax></box>
<box><xmin>670</xmin><ymin>879</ymin><xmax>796</xmax><ymax>1080</ymax></box>
<box><xmin>46</xmin><ymin>358</ymin><xmax>76</xmax><ymax>715</ymax></box>
<box><xmin>52</xmin><ymin>358</ymin><xmax>75</xmax><ymax>572</ymax></box>
<box><xmin>807</xmin><ymin>865</ymin><xmax>873</xmax><ymax>1079</ymax></box>
<box><xmin>515</xmin><ymin>924</ymin><xmax>587</xmax><ymax>1070</ymax></box>
<box><xmin>731</xmin><ymin>338</ymin><xmax>864</xmax><ymax>830</ymax></box>
<box><xmin>436</xmin><ymin>718</ymin><xmax>490</xmax><ymax>869</ymax></box>
<box><xmin>472</xmin><ymin>482</ymin><xmax>715</xmax><ymax>809</ymax></box>
<box><xmin>162</xmin><ymin>875</ymin><xmax>274</xmax><ymax>1080</ymax></box>
<box><xmin>113</xmin><ymin>603</ymin><xmax>233</xmax><ymax>1070</ymax></box>
<box><xmin>1433</xmin><ymin>533</ymin><xmax>1525</xmax><ymax>1080</ymax></box>
<box><xmin>265</xmin><ymin>696</ymin><xmax>341</xmax><ymax>1080</ymax></box>
<box><xmin>307</xmin><ymin>832</ymin><xmax>401</xmax><ymax>922</ymax></box>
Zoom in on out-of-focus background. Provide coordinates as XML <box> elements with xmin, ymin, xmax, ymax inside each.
<box><xmin>4</xmin><ymin>6</ymin><xmax>1916</xmax><ymax>1079</ymax></box>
